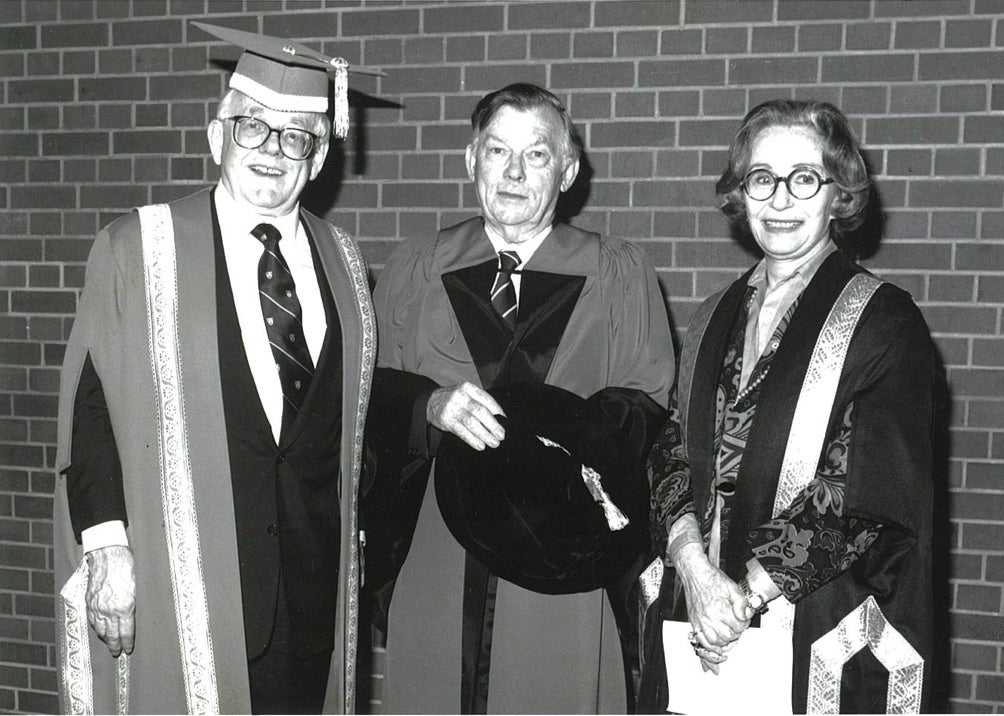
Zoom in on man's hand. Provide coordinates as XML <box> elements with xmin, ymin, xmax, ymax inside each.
<box><xmin>85</xmin><ymin>545</ymin><xmax>136</xmax><ymax>657</ymax></box>
<box><xmin>427</xmin><ymin>382</ymin><xmax>506</xmax><ymax>450</ymax></box>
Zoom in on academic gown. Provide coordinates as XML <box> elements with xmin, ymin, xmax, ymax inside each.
<box><xmin>643</xmin><ymin>252</ymin><xmax>935</xmax><ymax>713</ymax></box>
<box><xmin>367</xmin><ymin>217</ymin><xmax>674</xmax><ymax>714</ymax></box>
<box><xmin>52</xmin><ymin>188</ymin><xmax>376</xmax><ymax>714</ymax></box>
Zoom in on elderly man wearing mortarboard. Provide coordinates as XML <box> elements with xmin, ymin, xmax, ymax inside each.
<box><xmin>363</xmin><ymin>83</ymin><xmax>675</xmax><ymax>713</ymax></box>
<box><xmin>52</xmin><ymin>23</ymin><xmax>379</xmax><ymax>714</ymax></box>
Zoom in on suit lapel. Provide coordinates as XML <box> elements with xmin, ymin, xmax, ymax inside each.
<box><xmin>278</xmin><ymin>213</ymin><xmax>342</xmax><ymax>449</ymax></box>
<box><xmin>209</xmin><ymin>196</ymin><xmax>343</xmax><ymax>450</ymax></box>
<box><xmin>210</xmin><ymin>190</ymin><xmax>276</xmax><ymax>446</ymax></box>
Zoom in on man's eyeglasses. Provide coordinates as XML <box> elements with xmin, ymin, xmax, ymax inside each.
<box><xmin>223</xmin><ymin>116</ymin><xmax>318</xmax><ymax>161</ymax></box>
<box><xmin>742</xmin><ymin>168</ymin><xmax>834</xmax><ymax>202</ymax></box>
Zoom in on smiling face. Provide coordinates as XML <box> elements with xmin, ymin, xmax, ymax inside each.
<box><xmin>208</xmin><ymin>99</ymin><xmax>329</xmax><ymax>217</ymax></box>
<box><xmin>744</xmin><ymin>125</ymin><xmax>838</xmax><ymax>274</ymax></box>
<box><xmin>466</xmin><ymin>104</ymin><xmax>579</xmax><ymax>244</ymax></box>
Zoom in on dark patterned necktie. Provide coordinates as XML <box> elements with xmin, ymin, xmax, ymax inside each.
<box><xmin>252</xmin><ymin>222</ymin><xmax>314</xmax><ymax>431</ymax></box>
<box><xmin>490</xmin><ymin>250</ymin><xmax>521</xmax><ymax>329</ymax></box>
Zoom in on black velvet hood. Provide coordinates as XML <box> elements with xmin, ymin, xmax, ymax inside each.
<box><xmin>435</xmin><ymin>382</ymin><xmax>666</xmax><ymax>594</ymax></box>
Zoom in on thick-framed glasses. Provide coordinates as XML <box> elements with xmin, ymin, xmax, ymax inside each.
<box><xmin>223</xmin><ymin>115</ymin><xmax>318</xmax><ymax>161</ymax></box>
<box><xmin>742</xmin><ymin>167</ymin><xmax>834</xmax><ymax>201</ymax></box>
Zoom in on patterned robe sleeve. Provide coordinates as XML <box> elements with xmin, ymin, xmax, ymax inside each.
<box><xmin>647</xmin><ymin>386</ymin><xmax>696</xmax><ymax>555</ymax></box>
<box><xmin>749</xmin><ymin>400</ymin><xmax>884</xmax><ymax>602</ymax></box>
<box><xmin>748</xmin><ymin>285</ymin><xmax>936</xmax><ymax>605</ymax></box>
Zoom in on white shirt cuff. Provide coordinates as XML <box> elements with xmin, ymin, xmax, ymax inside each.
<box><xmin>81</xmin><ymin>521</ymin><xmax>129</xmax><ymax>554</ymax></box>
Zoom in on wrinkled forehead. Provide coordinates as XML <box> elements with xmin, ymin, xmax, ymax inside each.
<box><xmin>480</xmin><ymin>104</ymin><xmax>569</xmax><ymax>148</ymax></box>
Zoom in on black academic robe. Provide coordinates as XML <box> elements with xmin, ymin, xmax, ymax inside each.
<box><xmin>644</xmin><ymin>252</ymin><xmax>935</xmax><ymax>714</ymax></box>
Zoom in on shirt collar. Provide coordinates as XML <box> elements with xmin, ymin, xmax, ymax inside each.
<box><xmin>483</xmin><ymin>221</ymin><xmax>552</xmax><ymax>266</ymax></box>
<box><xmin>747</xmin><ymin>239</ymin><xmax>838</xmax><ymax>294</ymax></box>
<box><xmin>214</xmin><ymin>180</ymin><xmax>300</xmax><ymax>242</ymax></box>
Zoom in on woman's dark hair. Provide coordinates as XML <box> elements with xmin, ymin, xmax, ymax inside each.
<box><xmin>470</xmin><ymin>83</ymin><xmax>582</xmax><ymax>163</ymax></box>
<box><xmin>716</xmin><ymin>99</ymin><xmax>870</xmax><ymax>239</ymax></box>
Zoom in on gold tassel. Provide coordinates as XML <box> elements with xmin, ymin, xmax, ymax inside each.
<box><xmin>330</xmin><ymin>57</ymin><xmax>349</xmax><ymax>139</ymax></box>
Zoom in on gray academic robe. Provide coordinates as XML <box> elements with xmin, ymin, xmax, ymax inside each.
<box><xmin>371</xmin><ymin>218</ymin><xmax>674</xmax><ymax>713</ymax></box>
<box><xmin>53</xmin><ymin>188</ymin><xmax>375</xmax><ymax>714</ymax></box>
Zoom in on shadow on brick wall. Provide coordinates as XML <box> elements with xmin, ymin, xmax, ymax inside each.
<box><xmin>303</xmin><ymin>91</ymin><xmax>402</xmax><ymax>219</ymax></box>
<box><xmin>842</xmin><ymin>177</ymin><xmax>886</xmax><ymax>262</ymax></box>
<box><xmin>303</xmin><ymin>138</ymin><xmax>345</xmax><ymax>219</ymax></box>
<box><xmin>842</xmin><ymin>185</ymin><xmax>884</xmax><ymax>262</ymax></box>
<box><xmin>555</xmin><ymin>147</ymin><xmax>592</xmax><ymax>225</ymax></box>
<box><xmin>842</xmin><ymin>152</ymin><xmax>885</xmax><ymax>262</ymax></box>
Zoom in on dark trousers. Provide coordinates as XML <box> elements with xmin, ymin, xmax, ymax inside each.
<box><xmin>248</xmin><ymin>580</ymin><xmax>332</xmax><ymax>714</ymax></box>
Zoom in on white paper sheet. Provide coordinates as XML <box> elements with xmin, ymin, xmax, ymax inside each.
<box><xmin>663</xmin><ymin>618</ymin><xmax>794</xmax><ymax>714</ymax></box>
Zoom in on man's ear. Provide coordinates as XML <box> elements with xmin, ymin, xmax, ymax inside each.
<box><xmin>308</xmin><ymin>139</ymin><xmax>330</xmax><ymax>181</ymax></box>
<box><xmin>559</xmin><ymin>156</ymin><xmax>580</xmax><ymax>193</ymax></box>
<box><xmin>207</xmin><ymin>119</ymin><xmax>224</xmax><ymax>166</ymax></box>
<box><xmin>465</xmin><ymin>142</ymin><xmax>477</xmax><ymax>181</ymax></box>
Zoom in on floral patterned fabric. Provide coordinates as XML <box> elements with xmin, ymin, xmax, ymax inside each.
<box><xmin>642</xmin><ymin>252</ymin><xmax>936</xmax><ymax>714</ymax></box>
<box><xmin>649</xmin><ymin>284</ymin><xmax>882</xmax><ymax>603</ymax></box>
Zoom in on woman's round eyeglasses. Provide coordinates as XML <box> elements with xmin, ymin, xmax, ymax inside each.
<box><xmin>224</xmin><ymin>116</ymin><xmax>318</xmax><ymax>161</ymax></box>
<box><xmin>742</xmin><ymin>167</ymin><xmax>834</xmax><ymax>201</ymax></box>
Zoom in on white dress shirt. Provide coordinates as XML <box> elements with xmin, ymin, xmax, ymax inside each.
<box><xmin>81</xmin><ymin>183</ymin><xmax>327</xmax><ymax>553</ymax></box>
<box><xmin>215</xmin><ymin>183</ymin><xmax>327</xmax><ymax>443</ymax></box>
<box><xmin>739</xmin><ymin>240</ymin><xmax>837</xmax><ymax>391</ymax></box>
<box><xmin>483</xmin><ymin>222</ymin><xmax>552</xmax><ymax>301</ymax></box>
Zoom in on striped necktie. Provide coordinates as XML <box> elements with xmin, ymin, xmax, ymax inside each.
<box><xmin>253</xmin><ymin>222</ymin><xmax>314</xmax><ymax>431</ymax></box>
<box><xmin>490</xmin><ymin>250</ymin><xmax>521</xmax><ymax>329</ymax></box>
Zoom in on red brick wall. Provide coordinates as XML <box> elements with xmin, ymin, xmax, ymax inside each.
<box><xmin>2</xmin><ymin>0</ymin><xmax>1003</xmax><ymax>712</ymax></box>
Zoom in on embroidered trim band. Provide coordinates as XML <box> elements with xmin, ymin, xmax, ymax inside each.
<box><xmin>327</xmin><ymin>222</ymin><xmax>377</xmax><ymax>713</ymax></box>
<box><xmin>115</xmin><ymin>650</ymin><xmax>129</xmax><ymax>714</ymax></box>
<box><xmin>58</xmin><ymin>560</ymin><xmax>94</xmax><ymax>715</ymax></box>
<box><xmin>637</xmin><ymin>558</ymin><xmax>664</xmax><ymax>675</ymax></box>
<box><xmin>772</xmin><ymin>274</ymin><xmax>883</xmax><ymax>517</ymax></box>
<box><xmin>57</xmin><ymin>558</ymin><xmax>131</xmax><ymax>715</ymax></box>
<box><xmin>139</xmin><ymin>204</ymin><xmax>220</xmax><ymax>714</ymax></box>
<box><xmin>808</xmin><ymin>595</ymin><xmax>924</xmax><ymax>714</ymax></box>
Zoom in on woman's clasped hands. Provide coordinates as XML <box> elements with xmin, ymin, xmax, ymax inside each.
<box><xmin>673</xmin><ymin>541</ymin><xmax>751</xmax><ymax>674</ymax></box>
